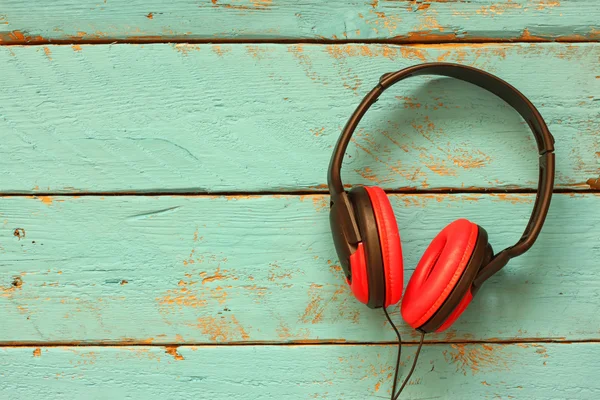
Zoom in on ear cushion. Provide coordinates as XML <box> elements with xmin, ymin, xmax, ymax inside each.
<box><xmin>348</xmin><ymin>187</ymin><xmax>385</xmax><ymax>308</ymax></box>
<box><xmin>364</xmin><ymin>186</ymin><xmax>403</xmax><ymax>307</ymax></box>
<box><xmin>401</xmin><ymin>219</ymin><xmax>478</xmax><ymax>329</ymax></box>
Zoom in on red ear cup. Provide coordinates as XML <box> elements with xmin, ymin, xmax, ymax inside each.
<box><xmin>435</xmin><ymin>289</ymin><xmax>474</xmax><ymax>332</ymax></box>
<box><xmin>401</xmin><ymin>219</ymin><xmax>478</xmax><ymax>329</ymax></box>
<box><xmin>348</xmin><ymin>243</ymin><xmax>369</xmax><ymax>305</ymax></box>
<box><xmin>364</xmin><ymin>186</ymin><xmax>403</xmax><ymax>307</ymax></box>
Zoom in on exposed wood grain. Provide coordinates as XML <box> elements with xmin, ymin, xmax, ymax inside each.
<box><xmin>0</xmin><ymin>193</ymin><xmax>598</xmax><ymax>344</ymax></box>
<box><xmin>1</xmin><ymin>343</ymin><xmax>599</xmax><ymax>399</ymax></box>
<box><xmin>1</xmin><ymin>43</ymin><xmax>598</xmax><ymax>194</ymax></box>
<box><xmin>0</xmin><ymin>0</ymin><xmax>599</xmax><ymax>44</ymax></box>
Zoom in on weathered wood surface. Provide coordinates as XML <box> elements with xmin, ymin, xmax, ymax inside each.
<box><xmin>1</xmin><ymin>43</ymin><xmax>599</xmax><ymax>194</ymax></box>
<box><xmin>1</xmin><ymin>0</ymin><xmax>599</xmax><ymax>44</ymax></box>
<box><xmin>1</xmin><ymin>193</ymin><xmax>597</xmax><ymax>344</ymax></box>
<box><xmin>1</xmin><ymin>343</ymin><xmax>598</xmax><ymax>399</ymax></box>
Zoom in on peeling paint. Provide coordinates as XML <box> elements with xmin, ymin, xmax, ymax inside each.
<box><xmin>209</xmin><ymin>0</ymin><xmax>272</xmax><ymax>11</ymax></box>
<box><xmin>0</xmin><ymin>30</ymin><xmax>45</xmax><ymax>44</ymax></box>
<box><xmin>212</xmin><ymin>45</ymin><xmax>232</xmax><ymax>57</ymax></box>
<box><xmin>444</xmin><ymin>344</ymin><xmax>513</xmax><ymax>376</ymax></box>
<box><xmin>174</xmin><ymin>44</ymin><xmax>201</xmax><ymax>55</ymax></box>
<box><xmin>587</xmin><ymin>178</ymin><xmax>600</xmax><ymax>190</ymax></box>
<box><xmin>42</xmin><ymin>47</ymin><xmax>52</xmax><ymax>60</ymax></box>
<box><xmin>191</xmin><ymin>315</ymin><xmax>250</xmax><ymax>342</ymax></box>
<box><xmin>37</xmin><ymin>196</ymin><xmax>53</xmax><ymax>206</ymax></box>
<box><xmin>165</xmin><ymin>346</ymin><xmax>184</xmax><ymax>360</ymax></box>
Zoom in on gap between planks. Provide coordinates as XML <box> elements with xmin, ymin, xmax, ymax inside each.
<box><xmin>2</xmin><ymin>339</ymin><xmax>600</xmax><ymax>348</ymax></box>
<box><xmin>1</xmin><ymin>37</ymin><xmax>600</xmax><ymax>47</ymax></box>
<box><xmin>0</xmin><ymin>188</ymin><xmax>597</xmax><ymax>197</ymax></box>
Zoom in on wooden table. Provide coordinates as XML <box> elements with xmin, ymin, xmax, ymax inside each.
<box><xmin>1</xmin><ymin>1</ymin><xmax>599</xmax><ymax>398</ymax></box>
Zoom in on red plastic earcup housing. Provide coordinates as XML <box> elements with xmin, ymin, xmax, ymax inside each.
<box><xmin>401</xmin><ymin>219</ymin><xmax>478</xmax><ymax>329</ymax></box>
<box><xmin>348</xmin><ymin>243</ymin><xmax>369</xmax><ymax>305</ymax></box>
<box><xmin>435</xmin><ymin>289</ymin><xmax>474</xmax><ymax>332</ymax></box>
<box><xmin>364</xmin><ymin>186</ymin><xmax>403</xmax><ymax>307</ymax></box>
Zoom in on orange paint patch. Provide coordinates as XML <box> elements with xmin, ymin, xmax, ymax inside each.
<box><xmin>311</xmin><ymin>196</ymin><xmax>329</xmax><ymax>212</ymax></box>
<box><xmin>288</xmin><ymin>45</ymin><xmax>327</xmax><ymax>83</ymax></box>
<box><xmin>158</xmin><ymin>287</ymin><xmax>208</xmax><ymax>308</ymax></box>
<box><xmin>211</xmin><ymin>286</ymin><xmax>228</xmax><ymax>304</ymax></box>
<box><xmin>37</xmin><ymin>196</ymin><xmax>53</xmax><ymax>206</ymax></box>
<box><xmin>448</xmin><ymin>148</ymin><xmax>492</xmax><ymax>170</ymax></box>
<box><xmin>519</xmin><ymin>28</ymin><xmax>545</xmax><ymax>41</ymax></box>
<box><xmin>367</xmin><ymin>6</ymin><xmax>402</xmax><ymax>35</ymax></box>
<box><xmin>477</xmin><ymin>1</ymin><xmax>522</xmax><ymax>16</ymax></box>
<box><xmin>72</xmin><ymin>45</ymin><xmax>82</xmax><ymax>52</ymax></box>
<box><xmin>300</xmin><ymin>284</ymin><xmax>349</xmax><ymax>324</ymax></box>
<box><xmin>174</xmin><ymin>44</ymin><xmax>201</xmax><ymax>55</ymax></box>
<box><xmin>418</xmin><ymin>15</ymin><xmax>443</xmax><ymax>31</ymax></box>
<box><xmin>246</xmin><ymin>45</ymin><xmax>273</xmax><ymax>59</ymax></box>
<box><xmin>356</xmin><ymin>166</ymin><xmax>381</xmax><ymax>183</ymax></box>
<box><xmin>68</xmin><ymin>31</ymin><xmax>108</xmax><ymax>41</ymax></box>
<box><xmin>43</xmin><ymin>47</ymin><xmax>52</xmax><ymax>60</ymax></box>
<box><xmin>0</xmin><ymin>30</ymin><xmax>45</xmax><ymax>44</ymax></box>
<box><xmin>202</xmin><ymin>267</ymin><xmax>228</xmax><ymax>284</ymax></box>
<box><xmin>443</xmin><ymin>344</ymin><xmax>513</xmax><ymax>376</ymax></box>
<box><xmin>401</xmin><ymin>195</ymin><xmax>436</xmax><ymax>208</ymax></box>
<box><xmin>268</xmin><ymin>263</ymin><xmax>294</xmax><ymax>281</ymax></box>
<box><xmin>326</xmin><ymin>45</ymin><xmax>398</xmax><ymax>60</ymax></box>
<box><xmin>165</xmin><ymin>346</ymin><xmax>184</xmax><ymax>360</ymax></box>
<box><xmin>494</xmin><ymin>194</ymin><xmax>533</xmax><ymax>204</ymax></box>
<box><xmin>230</xmin><ymin>315</ymin><xmax>250</xmax><ymax>340</ymax></box>
<box><xmin>33</xmin><ymin>348</ymin><xmax>41</xmax><ymax>357</ymax></box>
<box><xmin>403</xmin><ymin>31</ymin><xmax>458</xmax><ymax>43</ymax></box>
<box><xmin>250</xmin><ymin>0</ymin><xmax>272</xmax><ymax>7</ymax></box>
<box><xmin>587</xmin><ymin>178</ymin><xmax>600</xmax><ymax>189</ymax></box>
<box><xmin>211</xmin><ymin>0</ymin><xmax>272</xmax><ymax>10</ymax></box>
<box><xmin>536</xmin><ymin>0</ymin><xmax>560</xmax><ymax>10</ymax></box>
<box><xmin>1</xmin><ymin>276</ymin><xmax>23</xmax><ymax>299</ymax></box>
<box><xmin>396</xmin><ymin>96</ymin><xmax>422</xmax><ymax>110</ymax></box>
<box><xmin>192</xmin><ymin>315</ymin><xmax>250</xmax><ymax>342</ymax></box>
<box><xmin>212</xmin><ymin>45</ymin><xmax>231</xmax><ymax>57</ymax></box>
<box><xmin>277</xmin><ymin>321</ymin><xmax>310</xmax><ymax>341</ymax></box>
<box><xmin>311</xmin><ymin>127</ymin><xmax>325</xmax><ymax>137</ymax></box>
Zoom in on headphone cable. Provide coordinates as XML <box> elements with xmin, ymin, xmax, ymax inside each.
<box><xmin>382</xmin><ymin>307</ymin><xmax>426</xmax><ymax>400</ymax></box>
<box><xmin>393</xmin><ymin>331</ymin><xmax>425</xmax><ymax>400</ymax></box>
<box><xmin>382</xmin><ymin>307</ymin><xmax>402</xmax><ymax>398</ymax></box>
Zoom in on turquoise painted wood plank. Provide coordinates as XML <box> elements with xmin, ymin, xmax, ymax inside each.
<box><xmin>1</xmin><ymin>0</ymin><xmax>599</xmax><ymax>43</ymax></box>
<box><xmin>0</xmin><ymin>193</ymin><xmax>598</xmax><ymax>343</ymax></box>
<box><xmin>1</xmin><ymin>43</ymin><xmax>598</xmax><ymax>193</ymax></box>
<box><xmin>0</xmin><ymin>343</ymin><xmax>598</xmax><ymax>399</ymax></box>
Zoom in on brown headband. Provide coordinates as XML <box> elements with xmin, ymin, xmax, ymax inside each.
<box><xmin>328</xmin><ymin>63</ymin><xmax>555</xmax><ymax>285</ymax></box>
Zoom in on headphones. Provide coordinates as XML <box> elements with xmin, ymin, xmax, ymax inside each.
<box><xmin>328</xmin><ymin>63</ymin><xmax>556</xmax><ymax>334</ymax></box>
